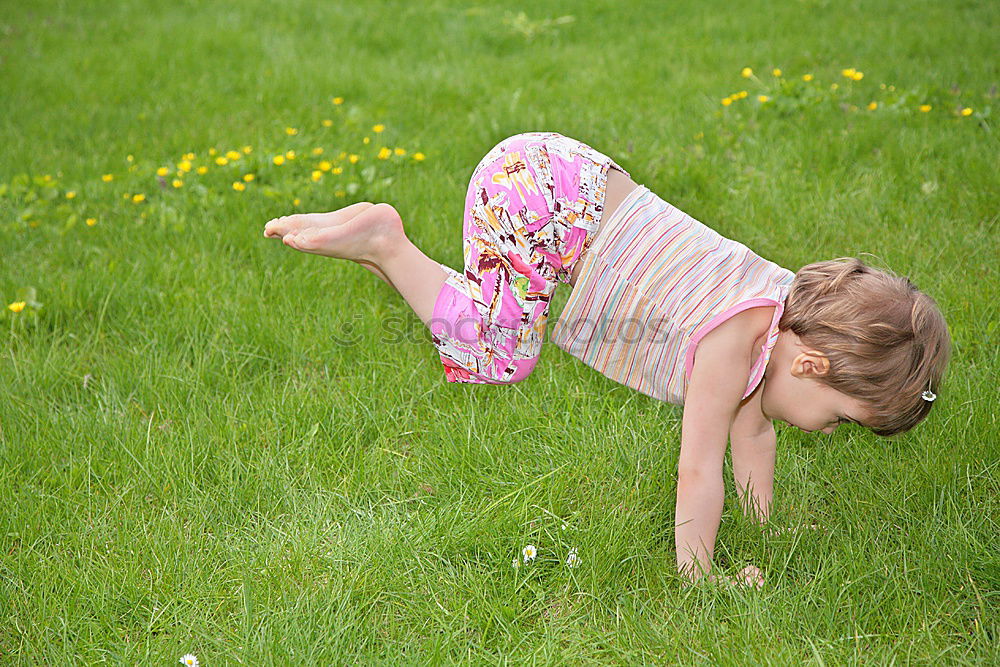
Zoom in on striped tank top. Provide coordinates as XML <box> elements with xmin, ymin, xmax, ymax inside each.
<box><xmin>550</xmin><ymin>185</ymin><xmax>795</xmax><ymax>405</ymax></box>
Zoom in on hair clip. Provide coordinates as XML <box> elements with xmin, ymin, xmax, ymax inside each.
<box><xmin>921</xmin><ymin>390</ymin><xmax>937</xmax><ymax>402</ymax></box>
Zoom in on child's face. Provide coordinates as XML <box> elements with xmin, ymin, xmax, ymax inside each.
<box><xmin>761</xmin><ymin>332</ymin><xmax>870</xmax><ymax>434</ymax></box>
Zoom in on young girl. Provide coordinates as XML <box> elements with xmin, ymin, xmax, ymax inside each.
<box><xmin>263</xmin><ymin>132</ymin><xmax>950</xmax><ymax>585</ymax></box>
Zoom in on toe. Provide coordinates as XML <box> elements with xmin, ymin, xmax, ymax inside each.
<box><xmin>265</xmin><ymin>216</ymin><xmax>291</xmax><ymax>238</ymax></box>
<box><xmin>290</xmin><ymin>228</ymin><xmax>322</xmax><ymax>251</ymax></box>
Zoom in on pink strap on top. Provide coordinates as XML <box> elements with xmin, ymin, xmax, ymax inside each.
<box><xmin>684</xmin><ymin>296</ymin><xmax>787</xmax><ymax>399</ymax></box>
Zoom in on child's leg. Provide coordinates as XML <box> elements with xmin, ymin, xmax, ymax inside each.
<box><xmin>265</xmin><ymin>202</ymin><xmax>447</xmax><ymax>326</ymax></box>
<box><xmin>264</xmin><ymin>202</ymin><xmax>396</xmax><ymax>287</ymax></box>
<box><xmin>423</xmin><ymin>132</ymin><xmax>628</xmax><ymax>384</ymax></box>
<box><xmin>264</xmin><ymin>132</ymin><xmax>627</xmax><ymax>385</ymax></box>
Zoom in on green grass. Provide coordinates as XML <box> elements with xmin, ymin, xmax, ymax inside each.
<box><xmin>2</xmin><ymin>0</ymin><xmax>998</xmax><ymax>662</ymax></box>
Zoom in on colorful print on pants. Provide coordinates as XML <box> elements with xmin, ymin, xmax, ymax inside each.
<box><xmin>430</xmin><ymin>131</ymin><xmax>630</xmax><ymax>384</ymax></box>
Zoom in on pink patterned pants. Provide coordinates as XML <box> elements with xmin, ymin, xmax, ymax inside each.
<box><xmin>430</xmin><ymin>132</ymin><xmax>630</xmax><ymax>384</ymax></box>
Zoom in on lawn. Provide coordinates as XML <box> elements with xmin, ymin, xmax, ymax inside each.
<box><xmin>1</xmin><ymin>0</ymin><xmax>997</xmax><ymax>663</ymax></box>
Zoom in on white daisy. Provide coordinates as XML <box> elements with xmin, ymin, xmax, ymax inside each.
<box><xmin>179</xmin><ymin>654</ymin><xmax>199</xmax><ymax>667</ymax></box>
<box><xmin>522</xmin><ymin>544</ymin><xmax>537</xmax><ymax>563</ymax></box>
<box><xmin>566</xmin><ymin>547</ymin><xmax>580</xmax><ymax>568</ymax></box>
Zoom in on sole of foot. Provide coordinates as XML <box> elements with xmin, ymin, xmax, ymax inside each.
<box><xmin>279</xmin><ymin>202</ymin><xmax>403</xmax><ymax>264</ymax></box>
<box><xmin>263</xmin><ymin>201</ymin><xmax>375</xmax><ymax>239</ymax></box>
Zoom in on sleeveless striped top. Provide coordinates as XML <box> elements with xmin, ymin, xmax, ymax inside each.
<box><xmin>550</xmin><ymin>185</ymin><xmax>795</xmax><ymax>405</ymax></box>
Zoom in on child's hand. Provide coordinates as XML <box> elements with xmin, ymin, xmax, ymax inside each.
<box><xmin>766</xmin><ymin>523</ymin><xmax>821</xmax><ymax>537</ymax></box>
<box><xmin>704</xmin><ymin>565</ymin><xmax>764</xmax><ymax>589</ymax></box>
<box><xmin>732</xmin><ymin>564</ymin><xmax>764</xmax><ymax>588</ymax></box>
<box><xmin>684</xmin><ymin>564</ymin><xmax>764</xmax><ymax>589</ymax></box>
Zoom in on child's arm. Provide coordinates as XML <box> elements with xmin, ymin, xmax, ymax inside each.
<box><xmin>730</xmin><ymin>394</ymin><xmax>776</xmax><ymax>523</ymax></box>
<box><xmin>675</xmin><ymin>312</ymin><xmax>765</xmax><ymax>581</ymax></box>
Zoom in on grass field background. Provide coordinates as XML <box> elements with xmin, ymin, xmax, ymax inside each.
<box><xmin>2</xmin><ymin>0</ymin><xmax>998</xmax><ymax>662</ymax></box>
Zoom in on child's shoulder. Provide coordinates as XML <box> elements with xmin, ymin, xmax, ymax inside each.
<box><xmin>695</xmin><ymin>305</ymin><xmax>776</xmax><ymax>361</ymax></box>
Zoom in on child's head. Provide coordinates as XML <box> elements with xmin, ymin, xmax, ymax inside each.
<box><xmin>776</xmin><ymin>257</ymin><xmax>950</xmax><ymax>436</ymax></box>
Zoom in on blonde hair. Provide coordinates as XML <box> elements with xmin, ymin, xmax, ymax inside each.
<box><xmin>778</xmin><ymin>258</ymin><xmax>950</xmax><ymax>436</ymax></box>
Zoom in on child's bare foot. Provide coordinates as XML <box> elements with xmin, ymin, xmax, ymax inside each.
<box><xmin>263</xmin><ymin>201</ymin><xmax>375</xmax><ymax>240</ymax></box>
<box><xmin>279</xmin><ymin>202</ymin><xmax>403</xmax><ymax>262</ymax></box>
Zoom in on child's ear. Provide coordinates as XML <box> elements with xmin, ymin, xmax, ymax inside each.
<box><xmin>790</xmin><ymin>351</ymin><xmax>831</xmax><ymax>378</ymax></box>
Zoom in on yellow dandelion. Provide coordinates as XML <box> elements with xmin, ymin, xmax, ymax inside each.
<box><xmin>7</xmin><ymin>301</ymin><xmax>26</xmax><ymax>313</ymax></box>
<box><xmin>312</xmin><ymin>147</ymin><xmax>324</xmax><ymax>156</ymax></box>
<box><xmin>831</xmin><ymin>83</ymin><xmax>839</xmax><ymax>91</ymax></box>
<box><xmin>363</xmin><ymin>137</ymin><xmax>370</xmax><ymax>145</ymax></box>
<box><xmin>215</xmin><ymin>157</ymin><xmax>228</xmax><ymax>166</ymax></box>
<box><xmin>311</xmin><ymin>170</ymin><xmax>323</xmax><ymax>182</ymax></box>
<box><xmin>102</xmin><ymin>174</ymin><xmax>114</xmax><ymax>182</ymax></box>
<box><xmin>332</xmin><ymin>97</ymin><xmax>344</xmax><ymax>105</ymax></box>
<box><xmin>157</xmin><ymin>167</ymin><xmax>169</xmax><ymax>177</ymax></box>
<box><xmin>738</xmin><ymin>90</ymin><xmax>748</xmax><ymax>99</ymax></box>
<box><xmin>86</xmin><ymin>218</ymin><xmax>97</xmax><ymax>226</ymax></box>
<box><xmin>273</xmin><ymin>155</ymin><xmax>286</xmax><ymax>166</ymax></box>
<box><xmin>394</xmin><ymin>147</ymin><xmax>406</xmax><ymax>156</ymax></box>
<box><xmin>919</xmin><ymin>104</ymin><xmax>932</xmax><ymax>112</ymax></box>
<box><xmin>322</xmin><ymin>119</ymin><xmax>333</xmax><ymax>127</ymax></box>
<box><xmin>183</xmin><ymin>152</ymin><xmax>195</xmax><ymax>161</ymax></box>
<box><xmin>961</xmin><ymin>107</ymin><xmax>973</xmax><ymax>116</ymax></box>
<box><xmin>758</xmin><ymin>95</ymin><xmax>770</xmax><ymax>103</ymax></box>
<box><xmin>43</xmin><ymin>174</ymin><xmax>52</xmax><ymax>182</ymax></box>
<box><xmin>209</xmin><ymin>148</ymin><xmax>217</xmax><ymax>156</ymax></box>
<box><xmin>178</xmin><ymin>160</ymin><xmax>192</xmax><ymax>172</ymax></box>
<box><xmin>802</xmin><ymin>74</ymin><xmax>814</xmax><ymax>82</ymax></box>
<box><xmin>722</xmin><ymin>97</ymin><xmax>733</xmax><ymax>106</ymax></box>
<box><xmin>852</xmin><ymin>71</ymin><xmax>864</xmax><ymax>81</ymax></box>
<box><xmin>285</xmin><ymin>150</ymin><xmax>296</xmax><ymax>160</ymax></box>
<box><xmin>338</xmin><ymin>151</ymin><xmax>347</xmax><ymax>159</ymax></box>
<box><xmin>377</xmin><ymin>147</ymin><xmax>392</xmax><ymax>160</ymax></box>
<box><xmin>335</xmin><ymin>190</ymin><xmax>345</xmax><ymax>198</ymax></box>
<box><xmin>318</xmin><ymin>160</ymin><xmax>332</xmax><ymax>171</ymax></box>
<box><xmin>65</xmin><ymin>191</ymin><xmax>76</xmax><ymax>199</ymax></box>
<box><xmin>772</xmin><ymin>68</ymin><xmax>782</xmax><ymax>77</ymax></box>
<box><xmin>126</xmin><ymin>155</ymin><xmax>134</xmax><ymax>163</ymax></box>
<box><xmin>293</xmin><ymin>198</ymin><xmax>300</xmax><ymax>206</ymax></box>
<box><xmin>172</xmin><ymin>179</ymin><xmax>183</xmax><ymax>188</ymax></box>
<box><xmin>232</xmin><ymin>181</ymin><xmax>246</xmax><ymax>191</ymax></box>
<box><xmin>868</xmin><ymin>101</ymin><xmax>878</xmax><ymax>110</ymax></box>
<box><xmin>242</xmin><ymin>145</ymin><xmax>252</xmax><ymax>154</ymax></box>
<box><xmin>132</xmin><ymin>193</ymin><xmax>146</xmax><ymax>203</ymax></box>
<box><xmin>123</xmin><ymin>193</ymin><xmax>131</xmax><ymax>200</ymax></box>
<box><xmin>413</xmin><ymin>152</ymin><xmax>425</xmax><ymax>161</ymax></box>
<box><xmin>226</xmin><ymin>150</ymin><xmax>241</xmax><ymax>161</ymax></box>
<box><xmin>741</xmin><ymin>67</ymin><xmax>753</xmax><ymax>78</ymax></box>
<box><xmin>332</xmin><ymin>166</ymin><xmax>343</xmax><ymax>175</ymax></box>
<box><xmin>841</xmin><ymin>68</ymin><xmax>856</xmax><ymax>78</ymax></box>
<box><xmin>285</xmin><ymin>127</ymin><xmax>298</xmax><ymax>136</ymax></box>
<box><xmin>349</xmin><ymin>154</ymin><xmax>359</xmax><ymax>164</ymax></box>
<box><xmin>373</xmin><ymin>124</ymin><xmax>385</xmax><ymax>133</ymax></box>
<box><xmin>243</xmin><ymin>173</ymin><xmax>255</xmax><ymax>182</ymax></box>
<box><xmin>196</xmin><ymin>166</ymin><xmax>209</xmax><ymax>175</ymax></box>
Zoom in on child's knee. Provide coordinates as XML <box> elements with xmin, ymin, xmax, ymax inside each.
<box><xmin>441</xmin><ymin>354</ymin><xmax>539</xmax><ymax>385</ymax></box>
<box><xmin>500</xmin><ymin>355</ymin><xmax>539</xmax><ymax>384</ymax></box>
